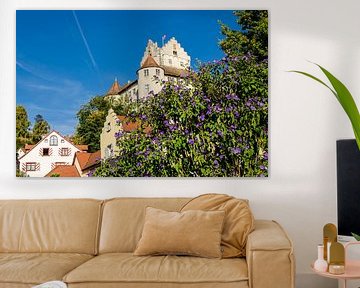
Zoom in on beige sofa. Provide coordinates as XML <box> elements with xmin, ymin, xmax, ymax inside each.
<box><xmin>0</xmin><ymin>198</ymin><xmax>295</xmax><ymax>288</ymax></box>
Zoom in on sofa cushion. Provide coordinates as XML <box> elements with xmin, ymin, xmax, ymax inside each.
<box><xmin>134</xmin><ymin>207</ymin><xmax>225</xmax><ymax>258</ymax></box>
<box><xmin>181</xmin><ymin>194</ymin><xmax>254</xmax><ymax>258</ymax></box>
<box><xmin>99</xmin><ymin>198</ymin><xmax>190</xmax><ymax>253</ymax></box>
<box><xmin>0</xmin><ymin>199</ymin><xmax>102</xmax><ymax>254</ymax></box>
<box><xmin>0</xmin><ymin>253</ymin><xmax>93</xmax><ymax>285</ymax></box>
<box><xmin>63</xmin><ymin>253</ymin><xmax>248</xmax><ymax>285</ymax></box>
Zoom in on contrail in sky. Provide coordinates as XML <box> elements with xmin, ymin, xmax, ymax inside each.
<box><xmin>72</xmin><ymin>11</ymin><xmax>98</xmax><ymax>70</ymax></box>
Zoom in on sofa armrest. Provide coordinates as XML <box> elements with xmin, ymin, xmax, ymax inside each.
<box><xmin>246</xmin><ymin>220</ymin><xmax>295</xmax><ymax>288</ymax></box>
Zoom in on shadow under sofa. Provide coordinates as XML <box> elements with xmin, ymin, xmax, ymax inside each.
<box><xmin>0</xmin><ymin>198</ymin><xmax>295</xmax><ymax>288</ymax></box>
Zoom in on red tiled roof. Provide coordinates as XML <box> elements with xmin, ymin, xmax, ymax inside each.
<box><xmin>84</xmin><ymin>150</ymin><xmax>101</xmax><ymax>169</ymax></box>
<box><xmin>141</xmin><ymin>55</ymin><xmax>160</xmax><ymax>68</ymax></box>
<box><xmin>118</xmin><ymin>80</ymin><xmax>137</xmax><ymax>95</ymax></box>
<box><xmin>45</xmin><ymin>165</ymin><xmax>80</xmax><ymax>177</ymax></box>
<box><xmin>106</xmin><ymin>78</ymin><xmax>121</xmax><ymax>95</ymax></box>
<box><xmin>75</xmin><ymin>145</ymin><xmax>88</xmax><ymax>152</ymax></box>
<box><xmin>117</xmin><ymin>116</ymin><xmax>151</xmax><ymax>134</ymax></box>
<box><xmin>75</xmin><ymin>150</ymin><xmax>101</xmax><ymax>170</ymax></box>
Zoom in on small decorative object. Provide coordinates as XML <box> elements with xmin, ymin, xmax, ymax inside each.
<box><xmin>323</xmin><ymin>223</ymin><xmax>337</xmax><ymax>261</ymax></box>
<box><xmin>314</xmin><ymin>244</ymin><xmax>328</xmax><ymax>272</ymax></box>
<box><xmin>328</xmin><ymin>242</ymin><xmax>345</xmax><ymax>275</ymax></box>
<box><xmin>328</xmin><ymin>264</ymin><xmax>345</xmax><ymax>275</ymax></box>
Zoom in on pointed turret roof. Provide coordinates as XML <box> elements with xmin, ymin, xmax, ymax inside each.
<box><xmin>141</xmin><ymin>55</ymin><xmax>160</xmax><ymax>69</ymax></box>
<box><xmin>106</xmin><ymin>78</ymin><xmax>121</xmax><ymax>95</ymax></box>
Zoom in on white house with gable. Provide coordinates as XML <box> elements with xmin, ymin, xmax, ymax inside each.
<box><xmin>18</xmin><ymin>131</ymin><xmax>88</xmax><ymax>177</ymax></box>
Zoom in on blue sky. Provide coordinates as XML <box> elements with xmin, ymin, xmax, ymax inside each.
<box><xmin>16</xmin><ymin>10</ymin><xmax>239</xmax><ymax>135</ymax></box>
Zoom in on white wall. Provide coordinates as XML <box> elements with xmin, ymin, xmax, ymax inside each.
<box><xmin>1</xmin><ymin>0</ymin><xmax>359</xmax><ymax>287</ymax></box>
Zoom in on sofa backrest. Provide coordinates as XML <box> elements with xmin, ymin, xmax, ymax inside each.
<box><xmin>99</xmin><ymin>197</ymin><xmax>190</xmax><ymax>253</ymax></box>
<box><xmin>0</xmin><ymin>199</ymin><xmax>102</xmax><ymax>254</ymax></box>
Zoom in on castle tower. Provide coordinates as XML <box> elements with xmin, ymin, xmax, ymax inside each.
<box><xmin>140</xmin><ymin>37</ymin><xmax>191</xmax><ymax>70</ymax></box>
<box><xmin>140</xmin><ymin>40</ymin><xmax>161</xmax><ymax>67</ymax></box>
<box><xmin>137</xmin><ymin>55</ymin><xmax>164</xmax><ymax>100</ymax></box>
<box><xmin>106</xmin><ymin>78</ymin><xmax>121</xmax><ymax>96</ymax></box>
<box><xmin>160</xmin><ymin>37</ymin><xmax>190</xmax><ymax>69</ymax></box>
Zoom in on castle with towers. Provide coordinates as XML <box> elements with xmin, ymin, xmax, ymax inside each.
<box><xmin>105</xmin><ymin>37</ymin><xmax>191</xmax><ymax>102</ymax></box>
<box><xmin>100</xmin><ymin>37</ymin><xmax>191</xmax><ymax>159</ymax></box>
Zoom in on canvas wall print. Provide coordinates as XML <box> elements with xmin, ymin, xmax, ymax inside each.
<box><xmin>16</xmin><ymin>10</ymin><xmax>268</xmax><ymax>178</ymax></box>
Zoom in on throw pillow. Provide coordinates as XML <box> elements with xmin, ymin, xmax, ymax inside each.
<box><xmin>134</xmin><ymin>207</ymin><xmax>225</xmax><ymax>258</ymax></box>
<box><xmin>181</xmin><ymin>193</ymin><xmax>254</xmax><ymax>258</ymax></box>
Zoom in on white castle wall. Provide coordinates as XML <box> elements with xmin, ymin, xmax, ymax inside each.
<box><xmin>137</xmin><ymin>66</ymin><xmax>165</xmax><ymax>99</ymax></box>
<box><xmin>161</xmin><ymin>37</ymin><xmax>190</xmax><ymax>69</ymax></box>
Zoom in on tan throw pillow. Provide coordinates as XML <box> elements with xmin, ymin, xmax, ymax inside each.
<box><xmin>181</xmin><ymin>193</ymin><xmax>254</xmax><ymax>258</ymax></box>
<box><xmin>134</xmin><ymin>207</ymin><xmax>225</xmax><ymax>258</ymax></box>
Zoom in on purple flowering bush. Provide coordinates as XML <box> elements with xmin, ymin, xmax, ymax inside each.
<box><xmin>94</xmin><ymin>11</ymin><xmax>268</xmax><ymax>177</ymax></box>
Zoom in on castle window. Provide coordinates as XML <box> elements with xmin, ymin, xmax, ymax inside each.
<box><xmin>106</xmin><ymin>122</ymin><xmax>111</xmax><ymax>132</ymax></box>
<box><xmin>173</xmin><ymin>51</ymin><xmax>177</xmax><ymax>56</ymax></box>
<box><xmin>26</xmin><ymin>162</ymin><xmax>37</xmax><ymax>171</ymax></box>
<box><xmin>60</xmin><ymin>148</ymin><xmax>69</xmax><ymax>156</ymax></box>
<box><xmin>144</xmin><ymin>69</ymin><xmax>149</xmax><ymax>77</ymax></box>
<box><xmin>50</xmin><ymin>135</ymin><xmax>58</xmax><ymax>146</ymax></box>
<box><xmin>105</xmin><ymin>144</ymin><xmax>113</xmax><ymax>159</ymax></box>
<box><xmin>156</xmin><ymin>69</ymin><xmax>160</xmax><ymax>76</ymax></box>
<box><xmin>42</xmin><ymin>148</ymin><xmax>50</xmax><ymax>156</ymax></box>
<box><xmin>145</xmin><ymin>84</ymin><xmax>150</xmax><ymax>93</ymax></box>
<box><xmin>180</xmin><ymin>61</ymin><xmax>184</xmax><ymax>67</ymax></box>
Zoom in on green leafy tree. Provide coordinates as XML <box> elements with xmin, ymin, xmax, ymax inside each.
<box><xmin>94</xmin><ymin>11</ymin><xmax>268</xmax><ymax>177</ymax></box>
<box><xmin>32</xmin><ymin>114</ymin><xmax>50</xmax><ymax>143</ymax></box>
<box><xmin>73</xmin><ymin>96</ymin><xmax>111</xmax><ymax>152</ymax></box>
<box><xmin>16</xmin><ymin>105</ymin><xmax>31</xmax><ymax>150</ymax></box>
<box><xmin>220</xmin><ymin>10</ymin><xmax>268</xmax><ymax>61</ymax></box>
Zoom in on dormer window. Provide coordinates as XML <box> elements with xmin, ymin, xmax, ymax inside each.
<box><xmin>50</xmin><ymin>135</ymin><xmax>58</xmax><ymax>146</ymax></box>
<box><xmin>144</xmin><ymin>69</ymin><xmax>149</xmax><ymax>77</ymax></box>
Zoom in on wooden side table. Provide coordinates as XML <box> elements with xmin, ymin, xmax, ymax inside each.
<box><xmin>311</xmin><ymin>242</ymin><xmax>360</xmax><ymax>288</ymax></box>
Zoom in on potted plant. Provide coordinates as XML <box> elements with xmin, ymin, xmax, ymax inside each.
<box><xmin>291</xmin><ymin>63</ymin><xmax>360</xmax><ymax>240</ymax></box>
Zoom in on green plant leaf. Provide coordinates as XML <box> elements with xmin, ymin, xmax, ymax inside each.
<box><xmin>290</xmin><ymin>64</ymin><xmax>360</xmax><ymax>150</ymax></box>
<box><xmin>351</xmin><ymin>232</ymin><xmax>360</xmax><ymax>241</ymax></box>
<box><xmin>289</xmin><ymin>70</ymin><xmax>336</xmax><ymax>97</ymax></box>
<box><xmin>316</xmin><ymin>64</ymin><xmax>360</xmax><ymax>148</ymax></box>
